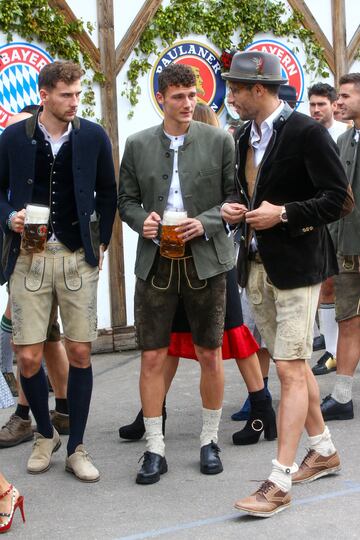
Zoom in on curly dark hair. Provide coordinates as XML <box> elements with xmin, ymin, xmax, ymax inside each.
<box><xmin>339</xmin><ymin>73</ymin><xmax>360</xmax><ymax>89</ymax></box>
<box><xmin>158</xmin><ymin>63</ymin><xmax>196</xmax><ymax>94</ymax></box>
<box><xmin>308</xmin><ymin>83</ymin><xmax>337</xmax><ymax>103</ymax></box>
<box><xmin>38</xmin><ymin>61</ymin><xmax>84</xmax><ymax>90</ymax></box>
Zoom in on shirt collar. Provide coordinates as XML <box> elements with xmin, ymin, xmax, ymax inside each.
<box><xmin>250</xmin><ymin>101</ymin><xmax>285</xmax><ymax>141</ymax></box>
<box><xmin>38</xmin><ymin>118</ymin><xmax>72</xmax><ymax>143</ymax></box>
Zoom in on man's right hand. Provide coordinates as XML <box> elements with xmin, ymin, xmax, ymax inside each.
<box><xmin>10</xmin><ymin>209</ymin><xmax>26</xmax><ymax>233</ymax></box>
<box><xmin>221</xmin><ymin>203</ymin><xmax>248</xmax><ymax>225</ymax></box>
<box><xmin>143</xmin><ymin>211</ymin><xmax>161</xmax><ymax>239</ymax></box>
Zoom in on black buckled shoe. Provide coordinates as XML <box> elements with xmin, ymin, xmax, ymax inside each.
<box><xmin>200</xmin><ymin>441</ymin><xmax>223</xmax><ymax>475</ymax></box>
<box><xmin>232</xmin><ymin>397</ymin><xmax>277</xmax><ymax>445</ymax></box>
<box><xmin>321</xmin><ymin>395</ymin><xmax>354</xmax><ymax>421</ymax></box>
<box><xmin>312</xmin><ymin>352</ymin><xmax>336</xmax><ymax>376</ymax></box>
<box><xmin>136</xmin><ymin>451</ymin><xmax>168</xmax><ymax>485</ymax></box>
<box><xmin>119</xmin><ymin>405</ymin><xmax>167</xmax><ymax>440</ymax></box>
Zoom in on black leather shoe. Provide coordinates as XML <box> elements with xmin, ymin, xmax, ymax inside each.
<box><xmin>119</xmin><ymin>406</ymin><xmax>167</xmax><ymax>440</ymax></box>
<box><xmin>321</xmin><ymin>395</ymin><xmax>354</xmax><ymax>421</ymax></box>
<box><xmin>136</xmin><ymin>451</ymin><xmax>168</xmax><ymax>484</ymax></box>
<box><xmin>200</xmin><ymin>441</ymin><xmax>223</xmax><ymax>475</ymax></box>
<box><xmin>312</xmin><ymin>351</ymin><xmax>336</xmax><ymax>376</ymax></box>
<box><xmin>313</xmin><ymin>334</ymin><xmax>326</xmax><ymax>351</ymax></box>
<box><xmin>232</xmin><ymin>397</ymin><xmax>277</xmax><ymax>445</ymax></box>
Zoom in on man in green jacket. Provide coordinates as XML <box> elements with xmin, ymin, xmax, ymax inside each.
<box><xmin>118</xmin><ymin>63</ymin><xmax>235</xmax><ymax>484</ymax></box>
<box><xmin>321</xmin><ymin>72</ymin><xmax>360</xmax><ymax>421</ymax></box>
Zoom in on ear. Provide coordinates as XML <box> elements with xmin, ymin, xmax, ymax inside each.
<box><xmin>39</xmin><ymin>88</ymin><xmax>48</xmax><ymax>103</ymax></box>
<box><xmin>156</xmin><ymin>91</ymin><xmax>165</xmax><ymax>106</ymax></box>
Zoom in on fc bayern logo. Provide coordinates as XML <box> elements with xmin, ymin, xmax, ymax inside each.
<box><xmin>0</xmin><ymin>42</ymin><xmax>53</xmax><ymax>132</ymax></box>
<box><xmin>246</xmin><ymin>39</ymin><xmax>304</xmax><ymax>108</ymax></box>
<box><xmin>150</xmin><ymin>40</ymin><xmax>226</xmax><ymax>117</ymax></box>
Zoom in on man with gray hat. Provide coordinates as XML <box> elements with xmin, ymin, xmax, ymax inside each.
<box><xmin>221</xmin><ymin>50</ymin><xmax>353</xmax><ymax>517</ymax></box>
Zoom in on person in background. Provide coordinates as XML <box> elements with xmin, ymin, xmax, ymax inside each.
<box><xmin>321</xmin><ymin>73</ymin><xmax>360</xmax><ymax>421</ymax></box>
<box><xmin>308</xmin><ymin>83</ymin><xmax>348</xmax><ymax>377</ymax></box>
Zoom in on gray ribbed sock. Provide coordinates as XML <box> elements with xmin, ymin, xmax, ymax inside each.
<box><xmin>332</xmin><ymin>374</ymin><xmax>353</xmax><ymax>403</ymax></box>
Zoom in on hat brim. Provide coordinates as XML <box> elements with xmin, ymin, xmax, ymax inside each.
<box><xmin>222</xmin><ymin>72</ymin><xmax>288</xmax><ymax>84</ymax></box>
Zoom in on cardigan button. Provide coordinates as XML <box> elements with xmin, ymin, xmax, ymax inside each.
<box><xmin>346</xmin><ymin>161</ymin><xmax>351</xmax><ymax>166</ymax></box>
<box><xmin>158</xmin><ymin>196</ymin><xmax>164</xmax><ymax>201</ymax></box>
<box><xmin>27</xmin><ymin>178</ymin><xmax>33</xmax><ymax>184</ymax></box>
<box><xmin>162</xmin><ymin>174</ymin><xmax>168</xmax><ymax>179</ymax></box>
<box><xmin>165</xmin><ymin>152</ymin><xmax>170</xmax><ymax>158</ymax></box>
<box><xmin>31</xmin><ymin>140</ymin><xmax>36</xmax><ymax>145</ymax></box>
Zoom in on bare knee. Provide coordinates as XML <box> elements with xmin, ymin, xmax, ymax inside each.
<box><xmin>141</xmin><ymin>349</ymin><xmax>167</xmax><ymax>379</ymax></box>
<box><xmin>18</xmin><ymin>346</ymin><xmax>43</xmax><ymax>378</ymax></box>
<box><xmin>65</xmin><ymin>341</ymin><xmax>91</xmax><ymax>368</ymax></box>
<box><xmin>276</xmin><ymin>360</ymin><xmax>307</xmax><ymax>391</ymax></box>
<box><xmin>197</xmin><ymin>347</ymin><xmax>222</xmax><ymax>375</ymax></box>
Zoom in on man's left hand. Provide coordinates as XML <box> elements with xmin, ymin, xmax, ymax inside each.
<box><xmin>245</xmin><ymin>201</ymin><xmax>282</xmax><ymax>230</ymax></box>
<box><xmin>99</xmin><ymin>243</ymin><xmax>107</xmax><ymax>270</ymax></box>
<box><xmin>176</xmin><ymin>218</ymin><xmax>205</xmax><ymax>241</ymax></box>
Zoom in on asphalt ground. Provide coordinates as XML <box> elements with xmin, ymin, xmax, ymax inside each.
<box><xmin>1</xmin><ymin>349</ymin><xmax>359</xmax><ymax>540</ymax></box>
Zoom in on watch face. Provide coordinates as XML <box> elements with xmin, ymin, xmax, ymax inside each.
<box><xmin>281</xmin><ymin>210</ymin><xmax>288</xmax><ymax>222</ymax></box>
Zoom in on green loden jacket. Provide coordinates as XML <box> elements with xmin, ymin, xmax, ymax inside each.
<box><xmin>330</xmin><ymin>126</ymin><xmax>360</xmax><ymax>256</ymax></box>
<box><xmin>118</xmin><ymin>120</ymin><xmax>236</xmax><ymax>280</ymax></box>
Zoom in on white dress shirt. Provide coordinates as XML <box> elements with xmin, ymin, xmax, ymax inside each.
<box><xmin>164</xmin><ymin>131</ymin><xmax>186</xmax><ymax>212</ymax></box>
<box><xmin>250</xmin><ymin>101</ymin><xmax>285</xmax><ymax>166</ymax></box>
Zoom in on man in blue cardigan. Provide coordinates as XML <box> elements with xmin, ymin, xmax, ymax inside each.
<box><xmin>0</xmin><ymin>61</ymin><xmax>116</xmax><ymax>482</ymax></box>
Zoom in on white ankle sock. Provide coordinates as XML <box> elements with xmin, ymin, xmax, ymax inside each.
<box><xmin>332</xmin><ymin>374</ymin><xmax>353</xmax><ymax>403</ymax></box>
<box><xmin>319</xmin><ymin>304</ymin><xmax>338</xmax><ymax>356</ymax></box>
<box><xmin>268</xmin><ymin>459</ymin><xmax>296</xmax><ymax>492</ymax></box>
<box><xmin>200</xmin><ymin>407</ymin><xmax>222</xmax><ymax>447</ymax></box>
<box><xmin>144</xmin><ymin>416</ymin><xmax>165</xmax><ymax>457</ymax></box>
<box><xmin>308</xmin><ymin>425</ymin><xmax>336</xmax><ymax>457</ymax></box>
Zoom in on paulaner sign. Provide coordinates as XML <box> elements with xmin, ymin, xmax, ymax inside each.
<box><xmin>151</xmin><ymin>40</ymin><xmax>226</xmax><ymax>116</ymax></box>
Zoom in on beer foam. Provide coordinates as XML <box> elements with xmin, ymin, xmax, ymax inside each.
<box><xmin>162</xmin><ymin>210</ymin><xmax>187</xmax><ymax>226</ymax></box>
<box><xmin>25</xmin><ymin>204</ymin><xmax>50</xmax><ymax>224</ymax></box>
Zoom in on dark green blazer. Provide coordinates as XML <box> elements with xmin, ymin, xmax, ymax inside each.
<box><xmin>118</xmin><ymin>121</ymin><xmax>235</xmax><ymax>280</ymax></box>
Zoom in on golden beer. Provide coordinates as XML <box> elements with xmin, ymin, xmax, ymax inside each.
<box><xmin>160</xmin><ymin>210</ymin><xmax>187</xmax><ymax>258</ymax></box>
<box><xmin>21</xmin><ymin>204</ymin><xmax>50</xmax><ymax>254</ymax></box>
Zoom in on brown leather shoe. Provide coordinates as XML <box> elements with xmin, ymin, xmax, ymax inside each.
<box><xmin>0</xmin><ymin>414</ymin><xmax>33</xmax><ymax>448</ymax></box>
<box><xmin>292</xmin><ymin>449</ymin><xmax>341</xmax><ymax>484</ymax></box>
<box><xmin>234</xmin><ymin>480</ymin><xmax>291</xmax><ymax>517</ymax></box>
<box><xmin>50</xmin><ymin>410</ymin><xmax>70</xmax><ymax>435</ymax></box>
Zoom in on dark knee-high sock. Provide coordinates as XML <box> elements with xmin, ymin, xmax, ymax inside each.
<box><xmin>20</xmin><ymin>366</ymin><xmax>52</xmax><ymax>438</ymax></box>
<box><xmin>67</xmin><ymin>365</ymin><xmax>93</xmax><ymax>456</ymax></box>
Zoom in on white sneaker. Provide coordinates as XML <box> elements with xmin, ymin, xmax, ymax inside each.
<box><xmin>27</xmin><ymin>429</ymin><xmax>61</xmax><ymax>474</ymax></box>
<box><xmin>65</xmin><ymin>444</ymin><xmax>100</xmax><ymax>482</ymax></box>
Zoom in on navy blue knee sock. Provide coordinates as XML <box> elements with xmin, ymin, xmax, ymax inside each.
<box><xmin>67</xmin><ymin>365</ymin><xmax>93</xmax><ymax>456</ymax></box>
<box><xmin>20</xmin><ymin>366</ymin><xmax>53</xmax><ymax>438</ymax></box>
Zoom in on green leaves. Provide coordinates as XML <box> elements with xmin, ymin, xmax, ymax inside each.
<box><xmin>124</xmin><ymin>0</ymin><xmax>329</xmax><ymax>116</ymax></box>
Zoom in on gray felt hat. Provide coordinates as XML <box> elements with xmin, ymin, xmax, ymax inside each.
<box><xmin>222</xmin><ymin>51</ymin><xmax>288</xmax><ymax>85</ymax></box>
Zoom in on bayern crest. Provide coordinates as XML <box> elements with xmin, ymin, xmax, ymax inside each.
<box><xmin>150</xmin><ymin>40</ymin><xmax>226</xmax><ymax>117</ymax></box>
<box><xmin>0</xmin><ymin>42</ymin><xmax>53</xmax><ymax>132</ymax></box>
<box><xmin>246</xmin><ymin>39</ymin><xmax>304</xmax><ymax>108</ymax></box>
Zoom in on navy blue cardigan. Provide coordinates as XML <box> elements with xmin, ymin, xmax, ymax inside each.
<box><xmin>0</xmin><ymin>113</ymin><xmax>117</xmax><ymax>281</ymax></box>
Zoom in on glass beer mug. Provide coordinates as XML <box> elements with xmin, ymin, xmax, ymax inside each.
<box><xmin>21</xmin><ymin>204</ymin><xmax>50</xmax><ymax>254</ymax></box>
<box><xmin>160</xmin><ymin>210</ymin><xmax>187</xmax><ymax>258</ymax></box>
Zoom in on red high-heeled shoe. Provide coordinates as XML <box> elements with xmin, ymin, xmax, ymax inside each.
<box><xmin>0</xmin><ymin>484</ymin><xmax>25</xmax><ymax>534</ymax></box>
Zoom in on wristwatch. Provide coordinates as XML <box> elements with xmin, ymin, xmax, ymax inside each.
<box><xmin>280</xmin><ymin>205</ymin><xmax>288</xmax><ymax>223</ymax></box>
